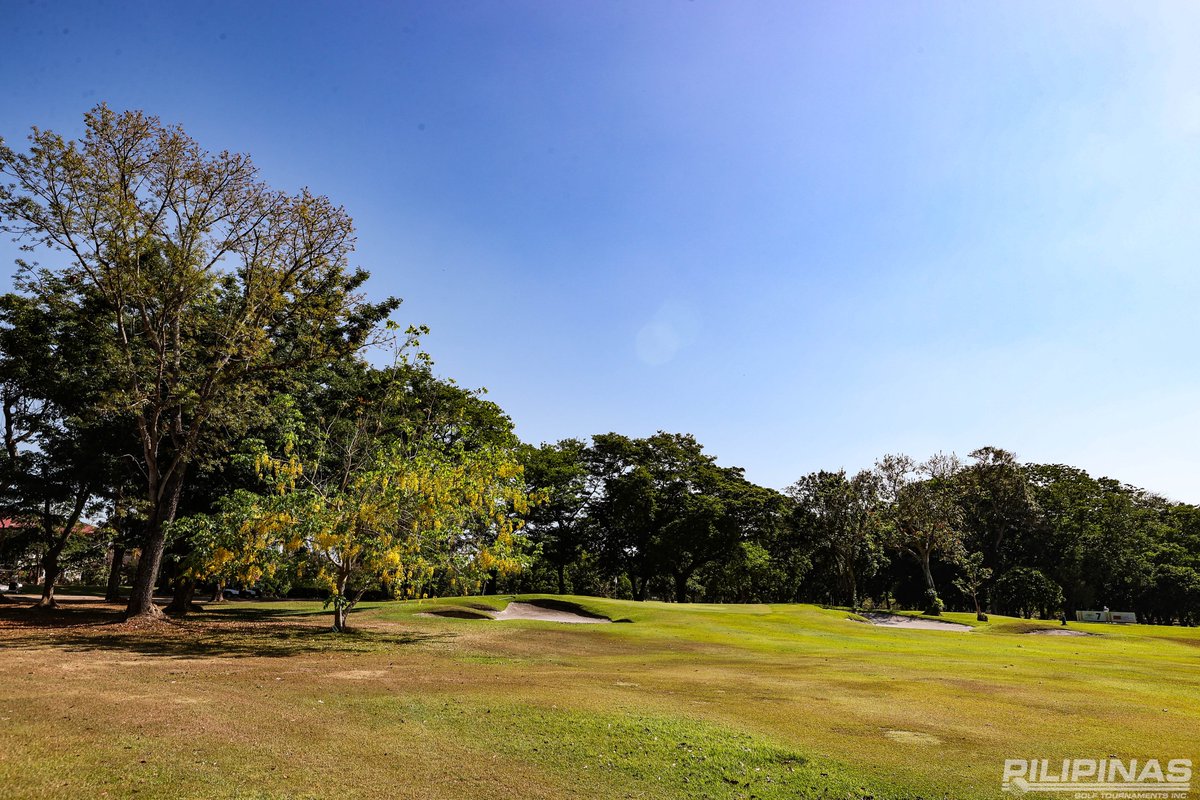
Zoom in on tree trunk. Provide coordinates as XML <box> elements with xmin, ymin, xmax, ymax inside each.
<box><xmin>125</xmin><ymin>520</ymin><xmax>167</xmax><ymax>619</ymax></box>
<box><xmin>920</xmin><ymin>552</ymin><xmax>936</xmax><ymax>593</ymax></box>
<box><xmin>166</xmin><ymin>575</ymin><xmax>196</xmax><ymax>615</ymax></box>
<box><xmin>673</xmin><ymin>571</ymin><xmax>690</xmax><ymax>603</ymax></box>
<box><xmin>629</xmin><ymin>572</ymin><xmax>645</xmax><ymax>601</ymax></box>
<box><xmin>124</xmin><ymin>480</ymin><xmax>183</xmax><ymax>620</ymax></box>
<box><xmin>105</xmin><ymin>543</ymin><xmax>125</xmax><ymax>602</ymax></box>
<box><xmin>556</xmin><ymin>562</ymin><xmax>566</xmax><ymax>595</ymax></box>
<box><xmin>331</xmin><ymin>571</ymin><xmax>350</xmax><ymax>632</ymax></box>
<box><xmin>35</xmin><ymin>550</ymin><xmax>61</xmax><ymax>609</ymax></box>
<box><xmin>919</xmin><ymin>550</ymin><xmax>942</xmax><ymax>615</ymax></box>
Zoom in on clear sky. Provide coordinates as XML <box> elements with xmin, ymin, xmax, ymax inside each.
<box><xmin>3</xmin><ymin>1</ymin><xmax>1199</xmax><ymax>501</ymax></box>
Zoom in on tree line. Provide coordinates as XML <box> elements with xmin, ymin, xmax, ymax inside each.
<box><xmin>1</xmin><ymin>107</ymin><xmax>1196</xmax><ymax>629</ymax></box>
<box><xmin>515</xmin><ymin>440</ymin><xmax>1200</xmax><ymax>624</ymax></box>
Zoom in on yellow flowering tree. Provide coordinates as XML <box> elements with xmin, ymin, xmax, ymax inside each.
<box><xmin>172</xmin><ymin>490</ymin><xmax>299</xmax><ymax>601</ymax></box>
<box><xmin>287</xmin><ymin>442</ymin><xmax>530</xmax><ymax>630</ymax></box>
<box><xmin>210</xmin><ymin>338</ymin><xmax>533</xmax><ymax>631</ymax></box>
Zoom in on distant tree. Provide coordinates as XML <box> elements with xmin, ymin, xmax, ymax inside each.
<box><xmin>1023</xmin><ymin>464</ymin><xmax>1100</xmax><ymax>612</ymax></box>
<box><xmin>701</xmin><ymin>540</ymin><xmax>777</xmax><ymax>603</ymax></box>
<box><xmin>956</xmin><ymin>447</ymin><xmax>1037</xmax><ymax>573</ymax></box>
<box><xmin>588</xmin><ymin>434</ymin><xmax>658</xmax><ymax>600</ymax></box>
<box><xmin>0</xmin><ymin>304</ymin><xmax>46</xmax><ymax>514</ymax></box>
<box><xmin>0</xmin><ymin>106</ymin><xmax>398</xmax><ymax>620</ymax></box>
<box><xmin>992</xmin><ymin>567</ymin><xmax>1063</xmax><ymax>619</ymax></box>
<box><xmin>1090</xmin><ymin>481</ymin><xmax>1158</xmax><ymax>612</ymax></box>
<box><xmin>1146</xmin><ymin>563</ymin><xmax>1200</xmax><ymax>626</ymax></box>
<box><xmin>712</xmin><ymin>479</ymin><xmax>789</xmax><ymax>602</ymax></box>
<box><xmin>787</xmin><ymin>470</ymin><xmax>881</xmax><ymax>608</ymax></box>
<box><xmin>876</xmin><ymin>453</ymin><xmax>964</xmax><ymax>615</ymax></box>
<box><xmin>587</xmin><ymin>432</ymin><xmax>756</xmax><ymax>602</ymax></box>
<box><xmin>1149</xmin><ymin>504</ymin><xmax>1200</xmax><ymax>625</ymax></box>
<box><xmin>952</xmin><ymin>550</ymin><xmax>992</xmax><ymax>620</ymax></box>
<box><xmin>0</xmin><ymin>290</ymin><xmax>119</xmax><ymax>607</ymax></box>
<box><xmin>102</xmin><ymin>487</ymin><xmax>144</xmax><ymax>602</ymax></box>
<box><xmin>520</xmin><ymin>439</ymin><xmax>595</xmax><ymax>594</ymax></box>
<box><xmin>656</xmin><ymin>469</ymin><xmax>739</xmax><ymax>603</ymax></box>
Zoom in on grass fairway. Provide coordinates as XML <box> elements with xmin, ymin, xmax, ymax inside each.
<box><xmin>1</xmin><ymin>596</ymin><xmax>1197</xmax><ymax>799</ymax></box>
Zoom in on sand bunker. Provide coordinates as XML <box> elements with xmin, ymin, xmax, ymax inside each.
<box><xmin>491</xmin><ymin>602</ymin><xmax>611</xmax><ymax>624</ymax></box>
<box><xmin>860</xmin><ymin>612</ymin><xmax>971</xmax><ymax>631</ymax></box>
<box><xmin>1024</xmin><ymin>628</ymin><xmax>1092</xmax><ymax>636</ymax></box>
<box><xmin>417</xmin><ymin>601</ymin><xmax>612</xmax><ymax>624</ymax></box>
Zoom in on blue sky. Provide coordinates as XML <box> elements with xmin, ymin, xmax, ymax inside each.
<box><xmin>3</xmin><ymin>1</ymin><xmax>1200</xmax><ymax>501</ymax></box>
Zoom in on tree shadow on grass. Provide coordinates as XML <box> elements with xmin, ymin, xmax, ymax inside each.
<box><xmin>0</xmin><ymin>600</ymin><xmax>453</xmax><ymax>659</ymax></box>
<box><xmin>195</xmin><ymin>603</ymin><xmax>339</xmax><ymax>622</ymax></box>
<box><xmin>0</xmin><ymin>596</ymin><xmax>126</xmax><ymax>628</ymax></box>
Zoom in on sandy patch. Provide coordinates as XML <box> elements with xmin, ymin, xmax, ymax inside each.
<box><xmin>1024</xmin><ymin>628</ymin><xmax>1092</xmax><ymax>637</ymax></box>
<box><xmin>491</xmin><ymin>602</ymin><xmax>610</xmax><ymax>624</ymax></box>
<box><xmin>860</xmin><ymin>612</ymin><xmax>971</xmax><ymax>631</ymax></box>
<box><xmin>415</xmin><ymin>601</ymin><xmax>612</xmax><ymax>623</ymax></box>
<box><xmin>331</xmin><ymin>669</ymin><xmax>388</xmax><ymax>680</ymax></box>
<box><xmin>884</xmin><ymin>730</ymin><xmax>942</xmax><ymax>745</ymax></box>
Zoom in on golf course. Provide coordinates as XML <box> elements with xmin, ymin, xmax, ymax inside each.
<box><xmin>4</xmin><ymin>3</ymin><xmax>1200</xmax><ymax>799</ymax></box>
<box><xmin>2</xmin><ymin>595</ymin><xmax>1196</xmax><ymax>799</ymax></box>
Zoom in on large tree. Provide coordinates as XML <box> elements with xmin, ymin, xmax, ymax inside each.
<box><xmin>876</xmin><ymin>452</ymin><xmax>964</xmax><ymax>614</ymax></box>
<box><xmin>588</xmin><ymin>432</ymin><xmax>756</xmax><ymax>602</ymax></box>
<box><xmin>955</xmin><ymin>446</ymin><xmax>1038</xmax><ymax>574</ymax></box>
<box><xmin>520</xmin><ymin>439</ymin><xmax>596</xmax><ymax>594</ymax></box>
<box><xmin>193</xmin><ymin>343</ymin><xmax>531</xmax><ymax>631</ymax></box>
<box><xmin>0</xmin><ymin>290</ymin><xmax>119</xmax><ymax>607</ymax></box>
<box><xmin>787</xmin><ymin>469</ymin><xmax>881</xmax><ymax>608</ymax></box>
<box><xmin>0</xmin><ymin>107</ymin><xmax>397</xmax><ymax>619</ymax></box>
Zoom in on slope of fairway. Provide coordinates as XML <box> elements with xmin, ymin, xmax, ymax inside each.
<box><xmin>1</xmin><ymin>595</ymin><xmax>1197</xmax><ymax>799</ymax></box>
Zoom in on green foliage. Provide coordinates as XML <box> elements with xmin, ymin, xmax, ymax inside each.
<box><xmin>952</xmin><ymin>550</ymin><xmax>992</xmax><ymax>618</ymax></box>
<box><xmin>518</xmin><ymin>439</ymin><xmax>592</xmax><ymax>594</ymax></box>
<box><xmin>786</xmin><ymin>469</ymin><xmax>882</xmax><ymax>607</ymax></box>
<box><xmin>0</xmin><ymin>286</ymin><xmax>124</xmax><ymax>604</ymax></box>
<box><xmin>586</xmin><ymin>432</ymin><xmax>780</xmax><ymax>603</ymax></box>
<box><xmin>956</xmin><ymin>447</ymin><xmax>1038</xmax><ymax>574</ymax></box>
<box><xmin>875</xmin><ymin>453</ymin><xmax>965</xmax><ymax>605</ymax></box>
<box><xmin>188</xmin><ymin>344</ymin><xmax>534</xmax><ymax>631</ymax></box>
<box><xmin>992</xmin><ymin>567</ymin><xmax>1064</xmax><ymax>619</ymax></box>
<box><xmin>922</xmin><ymin>589</ymin><xmax>944</xmax><ymax>616</ymax></box>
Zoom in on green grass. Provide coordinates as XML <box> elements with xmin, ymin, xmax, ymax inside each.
<box><xmin>1</xmin><ymin>594</ymin><xmax>1197</xmax><ymax>799</ymax></box>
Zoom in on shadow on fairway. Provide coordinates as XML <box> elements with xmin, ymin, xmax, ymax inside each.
<box><xmin>194</xmin><ymin>603</ymin><xmax>340</xmax><ymax>622</ymax></box>
<box><xmin>0</xmin><ymin>600</ymin><xmax>124</xmax><ymax>628</ymax></box>
<box><xmin>0</xmin><ymin>602</ymin><xmax>451</xmax><ymax>659</ymax></box>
